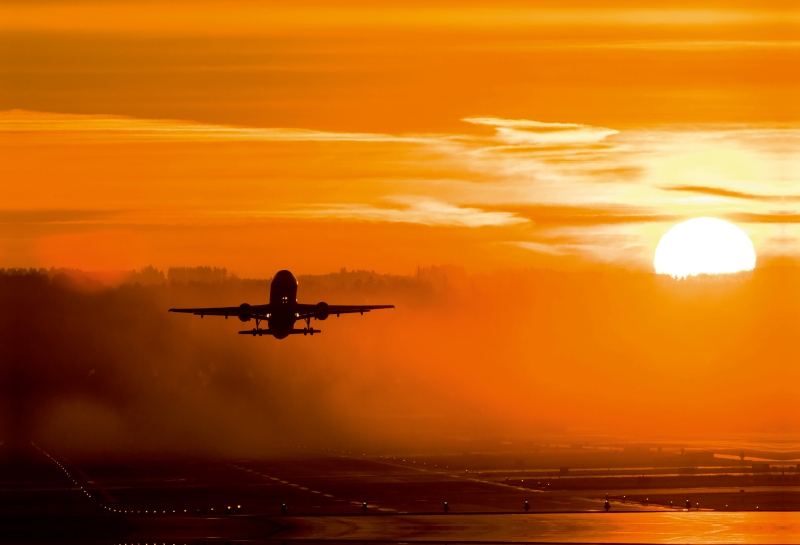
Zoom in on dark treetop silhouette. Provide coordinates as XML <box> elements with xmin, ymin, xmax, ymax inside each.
<box><xmin>169</xmin><ymin>270</ymin><xmax>394</xmax><ymax>339</ymax></box>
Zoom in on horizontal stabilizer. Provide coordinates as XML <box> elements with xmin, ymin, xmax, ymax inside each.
<box><xmin>238</xmin><ymin>328</ymin><xmax>321</xmax><ymax>336</ymax></box>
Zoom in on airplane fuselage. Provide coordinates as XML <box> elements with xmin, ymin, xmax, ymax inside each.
<box><xmin>267</xmin><ymin>270</ymin><xmax>300</xmax><ymax>339</ymax></box>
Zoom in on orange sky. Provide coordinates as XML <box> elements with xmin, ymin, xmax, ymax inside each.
<box><xmin>1</xmin><ymin>1</ymin><xmax>800</xmax><ymax>275</ymax></box>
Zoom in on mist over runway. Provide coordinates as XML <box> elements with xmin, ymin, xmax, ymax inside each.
<box><xmin>3</xmin><ymin>265</ymin><xmax>800</xmax><ymax>455</ymax></box>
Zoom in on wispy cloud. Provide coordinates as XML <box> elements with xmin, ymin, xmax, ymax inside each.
<box><xmin>2</xmin><ymin>5</ymin><xmax>794</xmax><ymax>34</ymax></box>
<box><xmin>464</xmin><ymin>118</ymin><xmax>593</xmax><ymax>130</ymax></box>
<box><xmin>554</xmin><ymin>40</ymin><xmax>800</xmax><ymax>52</ymax></box>
<box><xmin>0</xmin><ymin>210</ymin><xmax>122</xmax><ymax>225</ymax></box>
<box><xmin>664</xmin><ymin>185</ymin><xmax>800</xmax><ymax>203</ymax></box>
<box><xmin>482</xmin><ymin>204</ymin><xmax>677</xmax><ymax>226</ymax></box>
<box><xmin>0</xmin><ymin>110</ymin><xmax>432</xmax><ymax>144</ymax></box>
<box><xmin>512</xmin><ymin>234</ymin><xmax>647</xmax><ymax>264</ymax></box>
<box><xmin>463</xmin><ymin>117</ymin><xmax>619</xmax><ymax>145</ymax></box>
<box><xmin>512</xmin><ymin>241</ymin><xmax>573</xmax><ymax>256</ymax></box>
<box><xmin>259</xmin><ymin>199</ymin><xmax>529</xmax><ymax>228</ymax></box>
<box><xmin>726</xmin><ymin>212</ymin><xmax>800</xmax><ymax>224</ymax></box>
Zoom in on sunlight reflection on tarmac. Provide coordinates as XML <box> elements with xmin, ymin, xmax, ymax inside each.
<box><xmin>272</xmin><ymin>512</ymin><xmax>800</xmax><ymax>544</ymax></box>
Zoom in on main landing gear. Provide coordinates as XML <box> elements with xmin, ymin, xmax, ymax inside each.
<box><xmin>302</xmin><ymin>316</ymin><xmax>317</xmax><ymax>335</ymax></box>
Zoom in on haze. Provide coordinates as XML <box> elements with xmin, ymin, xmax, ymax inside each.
<box><xmin>2</xmin><ymin>265</ymin><xmax>799</xmax><ymax>456</ymax></box>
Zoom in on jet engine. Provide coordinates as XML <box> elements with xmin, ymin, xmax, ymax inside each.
<box><xmin>315</xmin><ymin>302</ymin><xmax>329</xmax><ymax>320</ymax></box>
<box><xmin>238</xmin><ymin>303</ymin><xmax>252</xmax><ymax>322</ymax></box>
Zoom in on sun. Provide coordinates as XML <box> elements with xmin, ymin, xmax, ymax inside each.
<box><xmin>654</xmin><ymin>217</ymin><xmax>756</xmax><ymax>279</ymax></box>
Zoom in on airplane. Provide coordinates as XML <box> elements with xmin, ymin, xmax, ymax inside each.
<box><xmin>168</xmin><ymin>269</ymin><xmax>394</xmax><ymax>339</ymax></box>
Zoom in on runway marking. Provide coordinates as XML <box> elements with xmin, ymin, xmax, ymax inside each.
<box><xmin>230</xmin><ymin>463</ymin><xmax>343</xmax><ymax>507</ymax></box>
<box><xmin>30</xmin><ymin>442</ymin><xmax>117</xmax><ymax>514</ymax></box>
<box><xmin>371</xmin><ymin>456</ymin><xmax>545</xmax><ymax>494</ymax></box>
<box><xmin>61</xmin><ymin>457</ymin><xmax>119</xmax><ymax>503</ymax></box>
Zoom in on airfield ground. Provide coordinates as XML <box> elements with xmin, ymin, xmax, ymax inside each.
<box><xmin>1</xmin><ymin>442</ymin><xmax>799</xmax><ymax>542</ymax></box>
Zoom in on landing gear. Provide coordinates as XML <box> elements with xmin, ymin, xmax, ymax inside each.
<box><xmin>302</xmin><ymin>316</ymin><xmax>316</xmax><ymax>335</ymax></box>
<box><xmin>251</xmin><ymin>317</ymin><xmax>261</xmax><ymax>336</ymax></box>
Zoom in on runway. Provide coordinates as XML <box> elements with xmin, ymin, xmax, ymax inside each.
<box><xmin>3</xmin><ymin>443</ymin><xmax>800</xmax><ymax>542</ymax></box>
<box><xmin>273</xmin><ymin>512</ymin><xmax>800</xmax><ymax>544</ymax></box>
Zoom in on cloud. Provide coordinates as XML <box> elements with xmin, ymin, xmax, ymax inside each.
<box><xmin>0</xmin><ymin>209</ymin><xmax>121</xmax><ymax>225</ymax></box>
<box><xmin>5</xmin><ymin>109</ymin><xmax>800</xmax><ymax>269</ymax></box>
<box><xmin>464</xmin><ymin>118</ymin><xmax>592</xmax><ymax>130</ymax></box>
<box><xmin>512</xmin><ymin>241</ymin><xmax>573</xmax><ymax>256</ymax></box>
<box><xmin>726</xmin><ymin>212</ymin><xmax>800</xmax><ymax>224</ymax></box>
<box><xmin>558</xmin><ymin>40</ymin><xmax>800</xmax><ymax>52</ymax></box>
<box><xmin>481</xmin><ymin>204</ymin><xmax>676</xmax><ymax>226</ymax></box>
<box><xmin>0</xmin><ymin>110</ymin><xmax>431</xmax><ymax>144</ymax></box>
<box><xmin>463</xmin><ymin>117</ymin><xmax>619</xmax><ymax>145</ymax></box>
<box><xmin>512</xmin><ymin>232</ymin><xmax>650</xmax><ymax>265</ymax></box>
<box><xmin>664</xmin><ymin>185</ymin><xmax>800</xmax><ymax>202</ymax></box>
<box><xmin>269</xmin><ymin>199</ymin><xmax>529</xmax><ymax>228</ymax></box>
<box><xmin>0</xmin><ymin>5</ymin><xmax>787</xmax><ymax>34</ymax></box>
<box><xmin>494</xmin><ymin>127</ymin><xmax>619</xmax><ymax>145</ymax></box>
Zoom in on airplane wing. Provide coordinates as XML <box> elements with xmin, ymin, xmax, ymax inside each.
<box><xmin>169</xmin><ymin>303</ymin><xmax>392</xmax><ymax>319</ymax></box>
<box><xmin>168</xmin><ymin>304</ymin><xmax>270</xmax><ymax>318</ymax></box>
<box><xmin>295</xmin><ymin>304</ymin><xmax>394</xmax><ymax>318</ymax></box>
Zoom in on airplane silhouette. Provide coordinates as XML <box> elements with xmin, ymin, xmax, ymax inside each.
<box><xmin>169</xmin><ymin>270</ymin><xmax>394</xmax><ymax>339</ymax></box>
